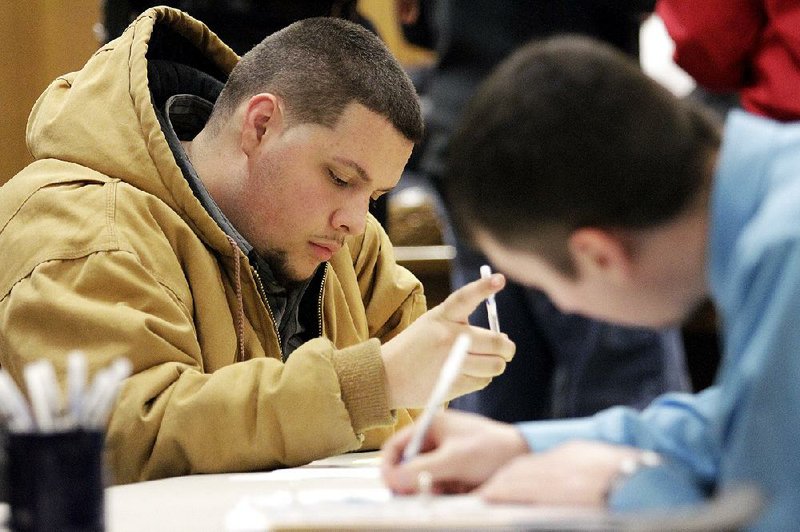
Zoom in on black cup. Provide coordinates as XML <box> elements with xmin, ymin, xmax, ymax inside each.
<box><xmin>6</xmin><ymin>430</ymin><xmax>105</xmax><ymax>532</ymax></box>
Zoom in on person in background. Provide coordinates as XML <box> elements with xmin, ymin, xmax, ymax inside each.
<box><xmin>653</xmin><ymin>0</ymin><xmax>800</xmax><ymax>388</ymax></box>
<box><xmin>398</xmin><ymin>0</ymin><xmax>690</xmax><ymax>423</ymax></box>
<box><xmin>0</xmin><ymin>7</ymin><xmax>514</xmax><ymax>483</ymax></box>
<box><xmin>657</xmin><ymin>0</ymin><xmax>800</xmax><ymax>122</ymax></box>
<box><xmin>382</xmin><ymin>35</ymin><xmax>800</xmax><ymax>531</ymax></box>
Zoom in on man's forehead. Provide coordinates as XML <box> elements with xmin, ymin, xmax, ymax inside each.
<box><xmin>328</xmin><ymin>107</ymin><xmax>412</xmax><ymax>186</ymax></box>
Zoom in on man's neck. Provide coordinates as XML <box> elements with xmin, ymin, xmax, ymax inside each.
<box><xmin>180</xmin><ymin>140</ymin><xmax>194</xmax><ymax>163</ymax></box>
<box><xmin>180</xmin><ymin>129</ymin><xmax>226</xmax><ymax>200</ymax></box>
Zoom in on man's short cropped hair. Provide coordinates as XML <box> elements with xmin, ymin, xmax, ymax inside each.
<box><xmin>445</xmin><ymin>35</ymin><xmax>720</xmax><ymax>275</ymax></box>
<box><xmin>210</xmin><ymin>17</ymin><xmax>424</xmax><ymax>143</ymax></box>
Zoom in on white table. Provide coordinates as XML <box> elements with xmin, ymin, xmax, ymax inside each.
<box><xmin>105</xmin><ymin>452</ymin><xmax>614</xmax><ymax>531</ymax></box>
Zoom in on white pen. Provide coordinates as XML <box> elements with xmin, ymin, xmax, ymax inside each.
<box><xmin>79</xmin><ymin>367</ymin><xmax>114</xmax><ymax>428</ymax></box>
<box><xmin>81</xmin><ymin>357</ymin><xmax>132</xmax><ymax>429</ymax></box>
<box><xmin>67</xmin><ymin>350</ymin><xmax>88</xmax><ymax>426</ymax></box>
<box><xmin>23</xmin><ymin>360</ymin><xmax>61</xmax><ymax>432</ymax></box>
<box><xmin>403</xmin><ymin>333</ymin><xmax>471</xmax><ymax>462</ymax></box>
<box><xmin>87</xmin><ymin>358</ymin><xmax>132</xmax><ymax>428</ymax></box>
<box><xmin>0</xmin><ymin>369</ymin><xmax>35</xmax><ymax>432</ymax></box>
<box><xmin>480</xmin><ymin>265</ymin><xmax>501</xmax><ymax>333</ymax></box>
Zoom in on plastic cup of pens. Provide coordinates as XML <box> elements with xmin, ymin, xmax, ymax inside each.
<box><xmin>0</xmin><ymin>353</ymin><xmax>131</xmax><ymax>532</ymax></box>
<box><xmin>7</xmin><ymin>430</ymin><xmax>105</xmax><ymax>531</ymax></box>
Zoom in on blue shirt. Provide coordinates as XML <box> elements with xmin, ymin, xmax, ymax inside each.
<box><xmin>516</xmin><ymin>110</ymin><xmax>800</xmax><ymax>531</ymax></box>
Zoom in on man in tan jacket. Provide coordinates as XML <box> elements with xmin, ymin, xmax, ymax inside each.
<box><xmin>0</xmin><ymin>7</ymin><xmax>514</xmax><ymax>483</ymax></box>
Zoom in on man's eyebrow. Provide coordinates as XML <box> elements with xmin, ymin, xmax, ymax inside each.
<box><xmin>333</xmin><ymin>157</ymin><xmax>396</xmax><ymax>193</ymax></box>
<box><xmin>334</xmin><ymin>157</ymin><xmax>371</xmax><ymax>183</ymax></box>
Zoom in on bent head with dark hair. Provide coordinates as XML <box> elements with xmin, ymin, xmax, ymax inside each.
<box><xmin>445</xmin><ymin>35</ymin><xmax>720</xmax><ymax>277</ymax></box>
<box><xmin>209</xmin><ymin>17</ymin><xmax>423</xmax><ymax>143</ymax></box>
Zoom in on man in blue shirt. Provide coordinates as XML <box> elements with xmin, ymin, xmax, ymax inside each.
<box><xmin>382</xmin><ymin>35</ymin><xmax>800</xmax><ymax>531</ymax></box>
<box><xmin>403</xmin><ymin>0</ymin><xmax>689</xmax><ymax>424</ymax></box>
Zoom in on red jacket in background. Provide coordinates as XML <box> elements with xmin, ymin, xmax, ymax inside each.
<box><xmin>657</xmin><ymin>0</ymin><xmax>800</xmax><ymax>121</ymax></box>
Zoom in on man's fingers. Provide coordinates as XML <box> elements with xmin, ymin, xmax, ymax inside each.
<box><xmin>460</xmin><ymin>353</ymin><xmax>508</xmax><ymax>379</ymax></box>
<box><xmin>448</xmin><ymin>374</ymin><xmax>492</xmax><ymax>399</ymax></box>
<box><xmin>465</xmin><ymin>326</ymin><xmax>515</xmax><ymax>361</ymax></box>
<box><xmin>437</xmin><ymin>273</ymin><xmax>505</xmax><ymax>323</ymax></box>
<box><xmin>445</xmin><ymin>328</ymin><xmax>516</xmax><ymax>397</ymax></box>
<box><xmin>387</xmin><ymin>447</ymin><xmax>472</xmax><ymax>494</ymax></box>
<box><xmin>381</xmin><ymin>426</ymin><xmax>414</xmax><ymax>468</ymax></box>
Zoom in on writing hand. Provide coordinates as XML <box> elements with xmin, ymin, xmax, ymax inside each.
<box><xmin>381</xmin><ymin>410</ymin><xmax>528</xmax><ymax>495</ymax></box>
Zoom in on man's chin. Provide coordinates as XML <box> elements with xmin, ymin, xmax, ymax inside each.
<box><xmin>277</xmin><ymin>263</ymin><xmax>320</xmax><ymax>288</ymax></box>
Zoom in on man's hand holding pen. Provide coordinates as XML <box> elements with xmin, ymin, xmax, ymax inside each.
<box><xmin>380</xmin><ymin>272</ymin><xmax>515</xmax><ymax>409</ymax></box>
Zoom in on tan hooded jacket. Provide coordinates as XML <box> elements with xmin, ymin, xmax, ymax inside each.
<box><xmin>0</xmin><ymin>7</ymin><xmax>424</xmax><ymax>483</ymax></box>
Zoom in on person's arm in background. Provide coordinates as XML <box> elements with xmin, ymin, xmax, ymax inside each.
<box><xmin>383</xmin><ymin>387</ymin><xmax>719</xmax><ymax>503</ymax></box>
<box><xmin>656</xmin><ymin>0</ymin><xmax>763</xmax><ymax>92</ymax></box>
<box><xmin>515</xmin><ymin>387</ymin><xmax>719</xmax><ymax>478</ymax></box>
<box><xmin>512</xmin><ymin>387</ymin><xmax>720</xmax><ymax>505</ymax></box>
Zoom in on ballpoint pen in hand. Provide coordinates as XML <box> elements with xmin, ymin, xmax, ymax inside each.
<box><xmin>480</xmin><ymin>265</ymin><xmax>501</xmax><ymax>333</ymax></box>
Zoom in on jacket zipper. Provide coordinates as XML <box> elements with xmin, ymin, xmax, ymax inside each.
<box><xmin>317</xmin><ymin>264</ymin><xmax>328</xmax><ymax>337</ymax></box>
<box><xmin>251</xmin><ymin>266</ymin><xmax>284</xmax><ymax>362</ymax></box>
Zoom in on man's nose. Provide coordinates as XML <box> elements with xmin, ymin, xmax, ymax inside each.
<box><xmin>332</xmin><ymin>196</ymin><xmax>369</xmax><ymax>235</ymax></box>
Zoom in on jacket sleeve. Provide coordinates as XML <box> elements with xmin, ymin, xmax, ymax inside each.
<box><xmin>656</xmin><ymin>0</ymin><xmax>763</xmax><ymax>92</ymax></box>
<box><xmin>0</xmin><ymin>249</ymin><xmax>382</xmax><ymax>484</ymax></box>
<box><xmin>517</xmin><ymin>387</ymin><xmax>721</xmax><ymax>484</ymax></box>
<box><xmin>513</xmin><ymin>388</ymin><xmax>722</xmax><ymax>512</ymax></box>
<box><xmin>353</xmin><ymin>215</ymin><xmax>427</xmax><ymax>342</ymax></box>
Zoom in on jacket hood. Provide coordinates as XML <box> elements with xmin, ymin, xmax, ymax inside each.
<box><xmin>25</xmin><ymin>6</ymin><xmax>239</xmax><ymax>249</ymax></box>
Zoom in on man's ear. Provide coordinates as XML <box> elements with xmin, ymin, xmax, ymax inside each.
<box><xmin>567</xmin><ymin>228</ymin><xmax>633</xmax><ymax>285</ymax></box>
<box><xmin>240</xmin><ymin>93</ymin><xmax>282</xmax><ymax>157</ymax></box>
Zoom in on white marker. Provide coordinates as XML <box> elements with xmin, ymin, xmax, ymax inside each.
<box><xmin>79</xmin><ymin>367</ymin><xmax>114</xmax><ymax>428</ymax></box>
<box><xmin>89</xmin><ymin>357</ymin><xmax>132</xmax><ymax>428</ymax></box>
<box><xmin>480</xmin><ymin>265</ymin><xmax>501</xmax><ymax>333</ymax></box>
<box><xmin>23</xmin><ymin>360</ymin><xmax>61</xmax><ymax>431</ymax></box>
<box><xmin>403</xmin><ymin>334</ymin><xmax>471</xmax><ymax>462</ymax></box>
<box><xmin>81</xmin><ymin>357</ymin><xmax>132</xmax><ymax>428</ymax></box>
<box><xmin>0</xmin><ymin>370</ymin><xmax>35</xmax><ymax>431</ymax></box>
<box><xmin>67</xmin><ymin>350</ymin><xmax>87</xmax><ymax>425</ymax></box>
